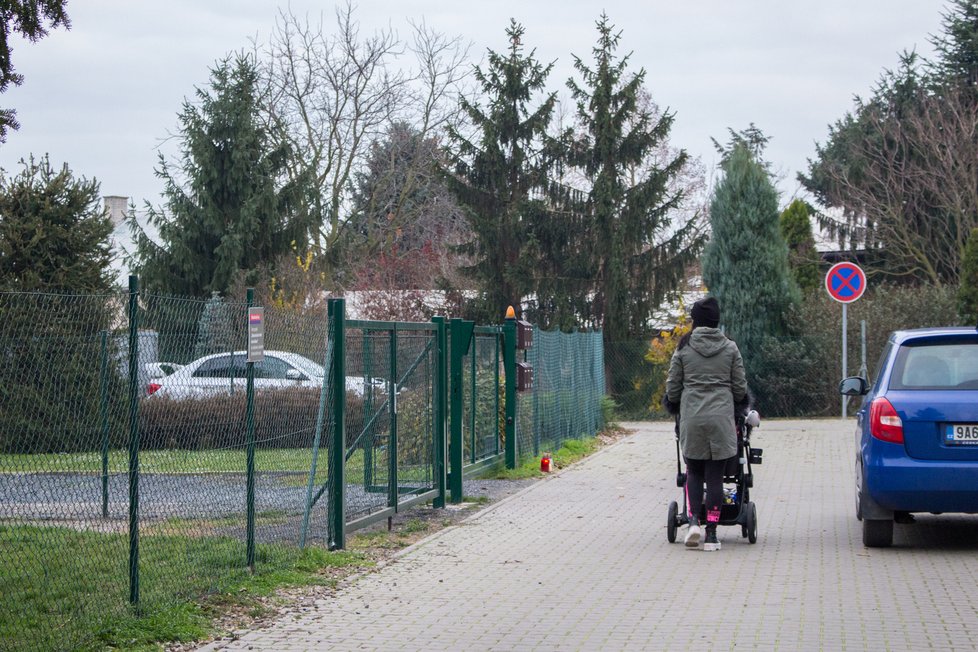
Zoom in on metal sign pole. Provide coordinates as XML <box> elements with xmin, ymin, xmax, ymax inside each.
<box><xmin>826</xmin><ymin>261</ymin><xmax>866</xmax><ymax>420</ymax></box>
<box><xmin>842</xmin><ymin>302</ymin><xmax>848</xmax><ymax>419</ymax></box>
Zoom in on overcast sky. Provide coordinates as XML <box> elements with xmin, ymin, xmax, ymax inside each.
<box><xmin>0</xmin><ymin>0</ymin><xmax>948</xmax><ymax>210</ymax></box>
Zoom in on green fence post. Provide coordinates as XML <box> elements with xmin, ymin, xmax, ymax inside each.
<box><xmin>387</xmin><ymin>326</ymin><xmax>398</xmax><ymax>513</ymax></box>
<box><xmin>127</xmin><ymin>275</ymin><xmax>140</xmax><ymax>607</ymax></box>
<box><xmin>432</xmin><ymin>316</ymin><xmax>447</xmax><ymax>508</ymax></box>
<box><xmin>532</xmin><ymin>332</ymin><xmax>540</xmax><ymax>457</ymax></box>
<box><xmin>99</xmin><ymin>330</ymin><xmax>110</xmax><ymax>519</ymax></box>
<box><xmin>469</xmin><ymin>334</ymin><xmax>477</xmax><ymax>464</ymax></box>
<box><xmin>448</xmin><ymin>319</ymin><xmax>473</xmax><ymax>503</ymax></box>
<box><xmin>503</xmin><ymin>317</ymin><xmax>517</xmax><ymax>469</ymax></box>
<box><xmin>245</xmin><ymin>288</ymin><xmax>256</xmax><ymax>571</ymax></box>
<box><xmin>494</xmin><ymin>332</ymin><xmax>500</xmax><ymax>457</ymax></box>
<box><xmin>328</xmin><ymin>298</ymin><xmax>346</xmax><ymax>550</ymax></box>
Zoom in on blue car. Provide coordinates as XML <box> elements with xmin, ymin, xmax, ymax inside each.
<box><xmin>840</xmin><ymin>326</ymin><xmax>978</xmax><ymax>547</ymax></box>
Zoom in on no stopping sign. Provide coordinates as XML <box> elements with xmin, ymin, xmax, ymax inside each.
<box><xmin>825</xmin><ymin>262</ymin><xmax>866</xmax><ymax>303</ymax></box>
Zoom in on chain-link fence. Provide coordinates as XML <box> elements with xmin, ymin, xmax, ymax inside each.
<box><xmin>517</xmin><ymin>329</ymin><xmax>605</xmax><ymax>458</ymax></box>
<box><xmin>0</xmin><ymin>287</ymin><xmax>348</xmax><ymax>651</ymax></box>
<box><xmin>0</xmin><ymin>291</ymin><xmax>133</xmax><ymax>652</ymax></box>
<box><xmin>0</xmin><ymin>288</ymin><xmax>608</xmax><ymax>651</ymax></box>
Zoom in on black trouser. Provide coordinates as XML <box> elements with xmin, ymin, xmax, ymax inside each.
<box><xmin>685</xmin><ymin>456</ymin><xmax>732</xmax><ymax>528</ymax></box>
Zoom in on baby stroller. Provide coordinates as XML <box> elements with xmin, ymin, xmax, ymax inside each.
<box><xmin>666</xmin><ymin>407</ymin><xmax>762</xmax><ymax>544</ymax></box>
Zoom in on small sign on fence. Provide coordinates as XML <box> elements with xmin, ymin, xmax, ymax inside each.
<box><xmin>247</xmin><ymin>307</ymin><xmax>264</xmax><ymax>363</ymax></box>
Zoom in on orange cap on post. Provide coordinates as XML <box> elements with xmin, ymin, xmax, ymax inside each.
<box><xmin>505</xmin><ymin>305</ymin><xmax>516</xmax><ymax>319</ymax></box>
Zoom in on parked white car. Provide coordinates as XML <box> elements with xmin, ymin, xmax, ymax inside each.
<box><xmin>146</xmin><ymin>350</ymin><xmax>383</xmax><ymax>399</ymax></box>
<box><xmin>144</xmin><ymin>361</ymin><xmax>184</xmax><ymax>380</ymax></box>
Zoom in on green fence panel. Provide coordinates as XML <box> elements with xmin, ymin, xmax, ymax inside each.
<box><xmin>519</xmin><ymin>328</ymin><xmax>605</xmax><ymax>462</ymax></box>
<box><xmin>460</xmin><ymin>327</ymin><xmax>504</xmax><ymax>475</ymax></box>
<box><xmin>0</xmin><ymin>286</ymin><xmax>610</xmax><ymax>649</ymax></box>
<box><xmin>341</xmin><ymin>318</ymin><xmax>442</xmax><ymax>532</ymax></box>
<box><xmin>0</xmin><ymin>290</ymin><xmax>133</xmax><ymax>651</ymax></box>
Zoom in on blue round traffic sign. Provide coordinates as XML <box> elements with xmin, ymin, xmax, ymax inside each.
<box><xmin>825</xmin><ymin>262</ymin><xmax>866</xmax><ymax>303</ymax></box>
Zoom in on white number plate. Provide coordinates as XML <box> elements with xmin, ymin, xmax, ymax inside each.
<box><xmin>945</xmin><ymin>424</ymin><xmax>978</xmax><ymax>445</ymax></box>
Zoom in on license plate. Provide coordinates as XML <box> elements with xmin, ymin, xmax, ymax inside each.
<box><xmin>945</xmin><ymin>424</ymin><xmax>978</xmax><ymax>445</ymax></box>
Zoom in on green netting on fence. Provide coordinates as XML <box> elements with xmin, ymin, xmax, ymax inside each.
<box><xmin>517</xmin><ymin>328</ymin><xmax>605</xmax><ymax>458</ymax></box>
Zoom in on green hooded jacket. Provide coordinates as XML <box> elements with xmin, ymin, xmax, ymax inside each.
<box><xmin>665</xmin><ymin>327</ymin><xmax>748</xmax><ymax>460</ymax></box>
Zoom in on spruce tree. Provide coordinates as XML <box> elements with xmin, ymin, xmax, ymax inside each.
<box><xmin>0</xmin><ymin>155</ymin><xmax>112</xmax><ymax>292</ymax></box>
<box><xmin>931</xmin><ymin>0</ymin><xmax>978</xmax><ymax>89</ymax></box>
<box><xmin>958</xmin><ymin>227</ymin><xmax>978</xmax><ymax>324</ymax></box>
<box><xmin>130</xmin><ymin>54</ymin><xmax>308</xmax><ymax>299</ymax></box>
<box><xmin>779</xmin><ymin>199</ymin><xmax>821</xmax><ymax>295</ymax></box>
<box><xmin>443</xmin><ymin>20</ymin><xmax>556</xmax><ymax>322</ymax></box>
<box><xmin>702</xmin><ymin>142</ymin><xmax>800</xmax><ymax>367</ymax></box>
<box><xmin>0</xmin><ymin>156</ymin><xmax>119</xmax><ymax>453</ymax></box>
<box><xmin>562</xmin><ymin>14</ymin><xmax>702</xmax><ymax>342</ymax></box>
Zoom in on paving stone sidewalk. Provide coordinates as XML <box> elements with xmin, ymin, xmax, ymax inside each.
<box><xmin>203</xmin><ymin>420</ymin><xmax>978</xmax><ymax>651</ymax></box>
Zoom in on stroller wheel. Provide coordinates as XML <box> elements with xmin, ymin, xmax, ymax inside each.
<box><xmin>667</xmin><ymin>501</ymin><xmax>679</xmax><ymax>543</ymax></box>
<box><xmin>746</xmin><ymin>501</ymin><xmax>758</xmax><ymax>544</ymax></box>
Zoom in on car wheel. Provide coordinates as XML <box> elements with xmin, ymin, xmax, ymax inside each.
<box><xmin>862</xmin><ymin>518</ymin><xmax>893</xmax><ymax>548</ymax></box>
<box><xmin>667</xmin><ymin>501</ymin><xmax>678</xmax><ymax>543</ymax></box>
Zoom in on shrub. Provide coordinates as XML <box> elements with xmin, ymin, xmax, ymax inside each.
<box><xmin>139</xmin><ymin>389</ymin><xmax>366</xmax><ymax>451</ymax></box>
<box><xmin>746</xmin><ymin>283</ymin><xmax>959</xmax><ymax>417</ymax></box>
<box><xmin>959</xmin><ymin>228</ymin><xmax>978</xmax><ymax>324</ymax></box>
<box><xmin>0</xmin><ymin>296</ymin><xmax>128</xmax><ymax>454</ymax></box>
<box><xmin>643</xmin><ymin>310</ymin><xmax>693</xmax><ymax>417</ymax></box>
<box><xmin>389</xmin><ymin>386</ymin><xmax>433</xmax><ymax>467</ymax></box>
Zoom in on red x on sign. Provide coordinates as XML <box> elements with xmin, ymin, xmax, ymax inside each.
<box><xmin>825</xmin><ymin>262</ymin><xmax>866</xmax><ymax>303</ymax></box>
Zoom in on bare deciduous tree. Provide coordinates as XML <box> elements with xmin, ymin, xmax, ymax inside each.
<box><xmin>258</xmin><ymin>3</ymin><xmax>469</xmax><ymax>265</ymax></box>
<box><xmin>815</xmin><ymin>86</ymin><xmax>978</xmax><ymax>285</ymax></box>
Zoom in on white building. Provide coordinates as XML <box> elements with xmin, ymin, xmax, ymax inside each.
<box><xmin>104</xmin><ymin>195</ymin><xmax>158</xmax><ymax>288</ymax></box>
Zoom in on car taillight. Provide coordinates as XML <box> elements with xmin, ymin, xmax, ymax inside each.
<box><xmin>147</xmin><ymin>383</ymin><xmax>162</xmax><ymax>396</ymax></box>
<box><xmin>870</xmin><ymin>397</ymin><xmax>903</xmax><ymax>443</ymax></box>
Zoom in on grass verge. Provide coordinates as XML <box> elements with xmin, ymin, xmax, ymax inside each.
<box><xmin>0</xmin><ymin>525</ymin><xmax>367</xmax><ymax>651</ymax></box>
<box><xmin>3</xmin><ymin>427</ymin><xmax>629</xmax><ymax>650</ymax></box>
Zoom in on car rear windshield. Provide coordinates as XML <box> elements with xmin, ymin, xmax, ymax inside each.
<box><xmin>889</xmin><ymin>341</ymin><xmax>978</xmax><ymax>390</ymax></box>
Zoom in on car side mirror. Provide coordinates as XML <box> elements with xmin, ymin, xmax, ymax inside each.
<box><xmin>286</xmin><ymin>369</ymin><xmax>304</xmax><ymax>381</ymax></box>
<box><xmin>839</xmin><ymin>376</ymin><xmax>869</xmax><ymax>396</ymax></box>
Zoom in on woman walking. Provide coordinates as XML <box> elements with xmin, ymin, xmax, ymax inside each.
<box><xmin>665</xmin><ymin>297</ymin><xmax>748</xmax><ymax>551</ymax></box>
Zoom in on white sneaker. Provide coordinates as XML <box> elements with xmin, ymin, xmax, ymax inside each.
<box><xmin>684</xmin><ymin>523</ymin><xmax>702</xmax><ymax>548</ymax></box>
